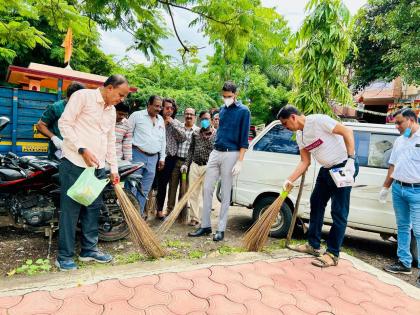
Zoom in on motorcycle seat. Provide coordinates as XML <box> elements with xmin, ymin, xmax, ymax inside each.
<box><xmin>0</xmin><ymin>168</ymin><xmax>25</xmax><ymax>181</ymax></box>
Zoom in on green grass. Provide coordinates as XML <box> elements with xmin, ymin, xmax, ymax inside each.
<box><xmin>218</xmin><ymin>245</ymin><xmax>245</xmax><ymax>255</ymax></box>
<box><xmin>188</xmin><ymin>250</ymin><xmax>205</xmax><ymax>259</ymax></box>
<box><xmin>164</xmin><ymin>240</ymin><xmax>192</xmax><ymax>249</ymax></box>
<box><xmin>114</xmin><ymin>252</ymin><xmax>146</xmax><ymax>264</ymax></box>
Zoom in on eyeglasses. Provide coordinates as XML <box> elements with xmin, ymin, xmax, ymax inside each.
<box><xmin>185</xmin><ymin>113</ymin><xmax>195</xmax><ymax>117</ymax></box>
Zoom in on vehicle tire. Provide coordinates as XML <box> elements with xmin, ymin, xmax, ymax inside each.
<box><xmin>252</xmin><ymin>196</ymin><xmax>293</xmax><ymax>238</ymax></box>
<box><xmin>411</xmin><ymin>231</ymin><xmax>418</xmax><ymax>267</ymax></box>
<box><xmin>98</xmin><ymin>188</ymin><xmax>137</xmax><ymax>242</ymax></box>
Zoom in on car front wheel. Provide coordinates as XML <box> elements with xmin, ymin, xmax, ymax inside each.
<box><xmin>252</xmin><ymin>196</ymin><xmax>293</xmax><ymax>238</ymax></box>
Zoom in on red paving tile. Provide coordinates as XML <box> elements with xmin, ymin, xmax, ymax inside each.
<box><xmin>190</xmin><ymin>276</ymin><xmax>227</xmax><ymax>298</ymax></box>
<box><xmin>2</xmin><ymin>257</ymin><xmax>420</xmax><ymax>315</ymax></box>
<box><xmin>280</xmin><ymin>304</ymin><xmax>311</xmax><ymax>315</ymax></box>
<box><xmin>144</xmin><ymin>305</ymin><xmax>175</xmax><ymax>315</ymax></box>
<box><xmin>259</xmin><ymin>285</ymin><xmax>296</xmax><ymax>308</ymax></box>
<box><xmin>167</xmin><ymin>289</ymin><xmax>208</xmax><ymax>314</ymax></box>
<box><xmin>225</xmin><ymin>280</ymin><xmax>261</xmax><ymax>304</ymax></box>
<box><xmin>326</xmin><ymin>296</ymin><xmax>367</xmax><ymax>315</ymax></box>
<box><xmin>271</xmin><ymin>274</ymin><xmax>306</xmax><ymax>292</ymax></box>
<box><xmin>0</xmin><ymin>295</ymin><xmax>22</xmax><ymax>308</ymax></box>
<box><xmin>240</xmin><ymin>270</ymin><xmax>274</xmax><ymax>289</ymax></box>
<box><xmin>155</xmin><ymin>273</ymin><xmax>193</xmax><ymax>292</ymax></box>
<box><xmin>360</xmin><ymin>301</ymin><xmax>399</xmax><ymax>315</ymax></box>
<box><xmin>302</xmin><ymin>280</ymin><xmax>338</xmax><ymax>300</ymax></box>
<box><xmin>333</xmin><ymin>282</ymin><xmax>372</xmax><ymax>305</ymax></box>
<box><xmin>207</xmin><ymin>295</ymin><xmax>247</xmax><ymax>315</ymax></box>
<box><xmin>88</xmin><ymin>279</ymin><xmax>134</xmax><ymax>305</ymax></box>
<box><xmin>54</xmin><ymin>294</ymin><xmax>103</xmax><ymax>315</ymax></box>
<box><xmin>209</xmin><ymin>265</ymin><xmax>243</xmax><ymax>284</ymax></box>
<box><xmin>128</xmin><ymin>284</ymin><xmax>171</xmax><ymax>309</ymax></box>
<box><xmin>103</xmin><ymin>300</ymin><xmax>145</xmax><ymax>315</ymax></box>
<box><xmin>50</xmin><ymin>283</ymin><xmax>98</xmax><ymax>300</ymax></box>
<box><xmin>120</xmin><ymin>275</ymin><xmax>159</xmax><ymax>288</ymax></box>
<box><xmin>244</xmin><ymin>299</ymin><xmax>283</xmax><ymax>315</ymax></box>
<box><xmin>293</xmin><ymin>291</ymin><xmax>332</xmax><ymax>314</ymax></box>
<box><xmin>8</xmin><ymin>291</ymin><xmax>62</xmax><ymax>315</ymax></box>
<box><xmin>178</xmin><ymin>268</ymin><xmax>211</xmax><ymax>280</ymax></box>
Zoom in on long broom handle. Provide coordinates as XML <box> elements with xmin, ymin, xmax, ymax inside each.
<box><xmin>286</xmin><ymin>171</ymin><xmax>306</xmax><ymax>247</ymax></box>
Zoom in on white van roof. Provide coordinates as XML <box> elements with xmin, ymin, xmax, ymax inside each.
<box><xmin>344</xmin><ymin>122</ymin><xmax>399</xmax><ymax>135</ymax></box>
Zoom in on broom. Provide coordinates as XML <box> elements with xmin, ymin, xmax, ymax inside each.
<box><xmin>158</xmin><ymin>173</ymin><xmax>205</xmax><ymax>233</ymax></box>
<box><xmin>177</xmin><ymin>171</ymin><xmax>189</xmax><ymax>224</ymax></box>
<box><xmin>114</xmin><ymin>184</ymin><xmax>166</xmax><ymax>258</ymax></box>
<box><xmin>286</xmin><ymin>172</ymin><xmax>306</xmax><ymax>247</ymax></box>
<box><xmin>243</xmin><ymin>183</ymin><xmax>294</xmax><ymax>252</ymax></box>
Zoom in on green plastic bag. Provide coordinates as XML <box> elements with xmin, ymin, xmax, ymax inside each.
<box><xmin>67</xmin><ymin>167</ymin><xmax>109</xmax><ymax>206</ymax></box>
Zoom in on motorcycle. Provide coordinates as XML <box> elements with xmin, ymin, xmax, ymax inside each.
<box><xmin>0</xmin><ymin>116</ymin><xmax>144</xmax><ymax>252</ymax></box>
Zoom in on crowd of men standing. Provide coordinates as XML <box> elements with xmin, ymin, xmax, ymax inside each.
<box><xmin>35</xmin><ymin>74</ymin><xmax>420</xmax><ymax>290</ymax></box>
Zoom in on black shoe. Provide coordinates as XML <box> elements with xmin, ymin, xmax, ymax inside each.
<box><xmin>416</xmin><ymin>276</ymin><xmax>420</xmax><ymax>288</ymax></box>
<box><xmin>384</xmin><ymin>261</ymin><xmax>412</xmax><ymax>275</ymax></box>
<box><xmin>188</xmin><ymin>227</ymin><xmax>212</xmax><ymax>237</ymax></box>
<box><xmin>213</xmin><ymin>231</ymin><xmax>224</xmax><ymax>242</ymax></box>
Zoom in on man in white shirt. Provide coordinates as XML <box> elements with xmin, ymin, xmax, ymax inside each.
<box><xmin>57</xmin><ymin>74</ymin><xmax>130</xmax><ymax>271</ymax></box>
<box><xmin>379</xmin><ymin>109</ymin><xmax>420</xmax><ymax>288</ymax></box>
<box><xmin>128</xmin><ymin>96</ymin><xmax>166</xmax><ymax>214</ymax></box>
<box><xmin>277</xmin><ymin>105</ymin><xmax>358</xmax><ymax>268</ymax></box>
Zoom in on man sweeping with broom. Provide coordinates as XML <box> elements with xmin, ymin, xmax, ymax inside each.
<box><xmin>277</xmin><ymin>105</ymin><xmax>358</xmax><ymax>268</ymax></box>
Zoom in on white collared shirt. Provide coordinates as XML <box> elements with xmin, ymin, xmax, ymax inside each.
<box><xmin>389</xmin><ymin>128</ymin><xmax>420</xmax><ymax>183</ymax></box>
<box><xmin>129</xmin><ymin>110</ymin><xmax>166</xmax><ymax>161</ymax></box>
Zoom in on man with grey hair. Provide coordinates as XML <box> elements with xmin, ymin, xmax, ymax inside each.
<box><xmin>57</xmin><ymin>74</ymin><xmax>130</xmax><ymax>271</ymax></box>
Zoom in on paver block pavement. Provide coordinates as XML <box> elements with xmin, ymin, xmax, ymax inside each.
<box><xmin>1</xmin><ymin>257</ymin><xmax>420</xmax><ymax>315</ymax></box>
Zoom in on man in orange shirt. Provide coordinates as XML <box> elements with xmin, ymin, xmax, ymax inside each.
<box><xmin>57</xmin><ymin>75</ymin><xmax>130</xmax><ymax>271</ymax></box>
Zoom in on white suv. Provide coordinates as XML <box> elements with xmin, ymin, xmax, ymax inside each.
<box><xmin>229</xmin><ymin>120</ymin><xmax>418</xmax><ymax>263</ymax></box>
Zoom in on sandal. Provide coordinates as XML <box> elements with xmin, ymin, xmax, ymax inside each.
<box><xmin>288</xmin><ymin>243</ymin><xmax>321</xmax><ymax>257</ymax></box>
<box><xmin>311</xmin><ymin>252</ymin><xmax>339</xmax><ymax>268</ymax></box>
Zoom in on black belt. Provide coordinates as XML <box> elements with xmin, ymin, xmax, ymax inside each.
<box><xmin>194</xmin><ymin>160</ymin><xmax>207</xmax><ymax>166</ymax></box>
<box><xmin>133</xmin><ymin>146</ymin><xmax>157</xmax><ymax>156</ymax></box>
<box><xmin>214</xmin><ymin>146</ymin><xmax>238</xmax><ymax>152</ymax></box>
<box><xmin>395</xmin><ymin>180</ymin><xmax>420</xmax><ymax>188</ymax></box>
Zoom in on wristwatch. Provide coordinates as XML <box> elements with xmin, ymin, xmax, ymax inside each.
<box><xmin>348</xmin><ymin>154</ymin><xmax>355</xmax><ymax>160</ymax></box>
<box><xmin>78</xmin><ymin>148</ymin><xmax>86</xmax><ymax>155</ymax></box>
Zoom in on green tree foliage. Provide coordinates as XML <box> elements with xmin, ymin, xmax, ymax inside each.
<box><xmin>289</xmin><ymin>0</ymin><xmax>355</xmax><ymax>115</ymax></box>
<box><xmin>350</xmin><ymin>0</ymin><xmax>420</xmax><ymax>90</ymax></box>
<box><xmin>0</xmin><ymin>0</ymin><xmax>118</xmax><ymax>77</ymax></box>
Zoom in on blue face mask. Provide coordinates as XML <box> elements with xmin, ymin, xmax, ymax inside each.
<box><xmin>403</xmin><ymin>127</ymin><xmax>412</xmax><ymax>138</ymax></box>
<box><xmin>201</xmin><ymin>119</ymin><xmax>210</xmax><ymax>129</ymax></box>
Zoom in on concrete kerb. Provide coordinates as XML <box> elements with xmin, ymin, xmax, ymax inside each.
<box><xmin>1</xmin><ymin>249</ymin><xmax>419</xmax><ymax>300</ymax></box>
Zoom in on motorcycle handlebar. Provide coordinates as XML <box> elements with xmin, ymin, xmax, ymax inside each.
<box><xmin>7</xmin><ymin>152</ymin><xmax>19</xmax><ymax>160</ymax></box>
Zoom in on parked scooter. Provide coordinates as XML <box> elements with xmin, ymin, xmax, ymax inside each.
<box><xmin>0</xmin><ymin>116</ymin><xmax>144</xmax><ymax>253</ymax></box>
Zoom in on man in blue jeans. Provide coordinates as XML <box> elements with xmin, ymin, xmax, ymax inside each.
<box><xmin>128</xmin><ymin>96</ymin><xmax>166</xmax><ymax>215</ymax></box>
<box><xmin>277</xmin><ymin>105</ymin><xmax>358</xmax><ymax>268</ymax></box>
<box><xmin>380</xmin><ymin>109</ymin><xmax>420</xmax><ymax>288</ymax></box>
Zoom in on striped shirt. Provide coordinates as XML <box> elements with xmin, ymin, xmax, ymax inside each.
<box><xmin>115</xmin><ymin>118</ymin><xmax>132</xmax><ymax>161</ymax></box>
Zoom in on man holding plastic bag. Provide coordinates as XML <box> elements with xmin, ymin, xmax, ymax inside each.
<box><xmin>277</xmin><ymin>105</ymin><xmax>358</xmax><ymax>268</ymax></box>
<box><xmin>56</xmin><ymin>75</ymin><xmax>130</xmax><ymax>271</ymax></box>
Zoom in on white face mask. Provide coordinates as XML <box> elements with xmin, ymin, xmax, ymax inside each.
<box><xmin>224</xmin><ymin>97</ymin><xmax>235</xmax><ymax>107</ymax></box>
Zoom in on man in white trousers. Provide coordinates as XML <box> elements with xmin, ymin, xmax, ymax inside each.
<box><xmin>188</xmin><ymin>81</ymin><xmax>251</xmax><ymax>241</ymax></box>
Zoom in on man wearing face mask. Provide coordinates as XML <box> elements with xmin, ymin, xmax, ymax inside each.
<box><xmin>189</xmin><ymin>81</ymin><xmax>251</xmax><ymax>241</ymax></box>
<box><xmin>167</xmin><ymin>108</ymin><xmax>199</xmax><ymax>216</ymax></box>
<box><xmin>181</xmin><ymin>110</ymin><xmax>216</xmax><ymax>226</ymax></box>
<box><xmin>380</xmin><ymin>109</ymin><xmax>420</xmax><ymax>288</ymax></box>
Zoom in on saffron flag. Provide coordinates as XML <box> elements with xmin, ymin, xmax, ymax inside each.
<box><xmin>62</xmin><ymin>28</ymin><xmax>73</xmax><ymax>64</ymax></box>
